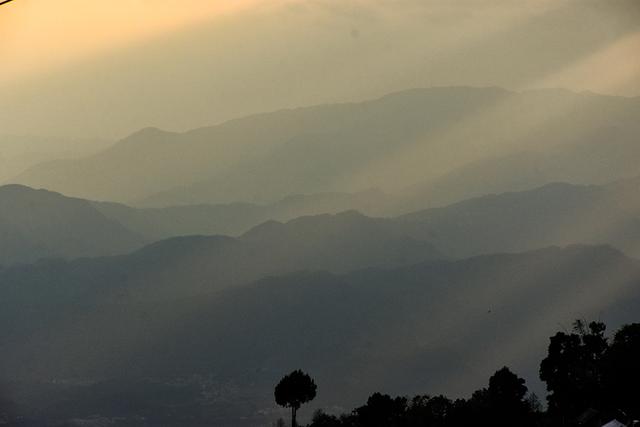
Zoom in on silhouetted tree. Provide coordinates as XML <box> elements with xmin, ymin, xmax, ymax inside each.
<box><xmin>406</xmin><ymin>395</ymin><xmax>452</xmax><ymax>427</ymax></box>
<box><xmin>463</xmin><ymin>367</ymin><xmax>529</xmax><ymax>417</ymax></box>
<box><xmin>310</xmin><ymin>410</ymin><xmax>342</xmax><ymax>427</ymax></box>
<box><xmin>355</xmin><ymin>393</ymin><xmax>407</xmax><ymax>427</ymax></box>
<box><xmin>540</xmin><ymin>320</ymin><xmax>608</xmax><ymax>417</ymax></box>
<box><xmin>489</xmin><ymin>367</ymin><xmax>527</xmax><ymax>400</ymax></box>
<box><xmin>525</xmin><ymin>393</ymin><xmax>542</xmax><ymax>414</ymax></box>
<box><xmin>275</xmin><ymin>370</ymin><xmax>317</xmax><ymax>427</ymax></box>
<box><xmin>605</xmin><ymin>323</ymin><xmax>640</xmax><ymax>418</ymax></box>
<box><xmin>483</xmin><ymin>367</ymin><xmax>533</xmax><ymax>426</ymax></box>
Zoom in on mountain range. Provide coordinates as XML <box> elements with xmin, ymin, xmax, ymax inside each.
<box><xmin>3</xmin><ymin>173</ymin><xmax>639</xmax><ymax>266</ymax></box>
<box><xmin>0</xmin><ymin>185</ymin><xmax>145</xmax><ymax>266</ymax></box>
<box><xmin>1</xmin><ymin>180</ymin><xmax>639</xmax><ymax>424</ymax></box>
<box><xmin>0</xmin><ymin>134</ymin><xmax>110</xmax><ymax>183</ymax></box>
<box><xmin>398</xmin><ymin>177</ymin><xmax>640</xmax><ymax>258</ymax></box>
<box><xmin>0</xmin><ymin>208</ymin><xmax>441</xmax><ymax>303</ymax></box>
<box><xmin>10</xmin><ymin>87</ymin><xmax>640</xmax><ymax>209</ymax></box>
<box><xmin>2</xmin><ymin>85</ymin><xmax>639</xmax><ymax>426</ymax></box>
<box><xmin>91</xmin><ymin>188</ymin><xmax>393</xmax><ymax>239</ymax></box>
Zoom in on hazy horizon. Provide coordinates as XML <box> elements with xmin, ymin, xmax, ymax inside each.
<box><xmin>1</xmin><ymin>0</ymin><xmax>639</xmax><ymax>140</ymax></box>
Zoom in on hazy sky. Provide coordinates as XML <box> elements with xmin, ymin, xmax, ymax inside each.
<box><xmin>0</xmin><ymin>0</ymin><xmax>639</xmax><ymax>139</ymax></box>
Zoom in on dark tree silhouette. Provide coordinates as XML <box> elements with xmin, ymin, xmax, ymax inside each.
<box><xmin>487</xmin><ymin>367</ymin><xmax>528</xmax><ymax>406</ymax></box>
<box><xmin>275</xmin><ymin>370</ymin><xmax>317</xmax><ymax>427</ymax></box>
<box><xmin>306</xmin><ymin>320</ymin><xmax>640</xmax><ymax>427</ymax></box>
<box><xmin>540</xmin><ymin>320</ymin><xmax>608</xmax><ymax>417</ymax></box>
<box><xmin>453</xmin><ymin>367</ymin><xmax>534</xmax><ymax>426</ymax></box>
<box><xmin>310</xmin><ymin>410</ymin><xmax>342</xmax><ymax>427</ymax></box>
<box><xmin>355</xmin><ymin>393</ymin><xmax>407</xmax><ymax>427</ymax></box>
<box><xmin>485</xmin><ymin>367</ymin><xmax>533</xmax><ymax>426</ymax></box>
<box><xmin>406</xmin><ymin>395</ymin><xmax>453</xmax><ymax>427</ymax></box>
<box><xmin>606</xmin><ymin>323</ymin><xmax>640</xmax><ymax>418</ymax></box>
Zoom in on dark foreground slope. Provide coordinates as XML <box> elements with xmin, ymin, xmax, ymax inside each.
<box><xmin>1</xmin><ymin>246</ymin><xmax>638</xmax><ymax>426</ymax></box>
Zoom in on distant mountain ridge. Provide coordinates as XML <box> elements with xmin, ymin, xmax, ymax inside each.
<box><xmin>10</xmin><ymin>87</ymin><xmax>640</xmax><ymax>208</ymax></box>
<box><xmin>2</xmin><ymin>174</ymin><xmax>640</xmax><ymax>266</ymax></box>
<box><xmin>0</xmin><ymin>185</ymin><xmax>146</xmax><ymax>265</ymax></box>
<box><xmin>93</xmin><ymin>174</ymin><xmax>640</xmax><ymax>261</ymax></box>
<box><xmin>92</xmin><ymin>188</ymin><xmax>393</xmax><ymax>239</ymax></box>
<box><xmin>0</xmin><ymin>134</ymin><xmax>110</xmax><ymax>183</ymax></box>
<box><xmin>0</xmin><ymin>208</ymin><xmax>442</xmax><ymax>303</ymax></box>
<box><xmin>0</xmin><ymin>184</ymin><xmax>399</xmax><ymax>265</ymax></box>
<box><xmin>397</xmin><ymin>178</ymin><xmax>640</xmax><ymax>258</ymax></box>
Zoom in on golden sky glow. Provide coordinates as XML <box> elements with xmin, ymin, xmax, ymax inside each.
<box><xmin>0</xmin><ymin>0</ymin><xmax>269</xmax><ymax>84</ymax></box>
<box><xmin>0</xmin><ymin>0</ymin><xmax>638</xmax><ymax>139</ymax></box>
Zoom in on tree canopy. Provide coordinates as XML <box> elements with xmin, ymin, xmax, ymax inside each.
<box><xmin>275</xmin><ymin>370</ymin><xmax>317</xmax><ymax>427</ymax></box>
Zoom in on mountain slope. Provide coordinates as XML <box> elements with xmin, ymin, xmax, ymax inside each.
<box><xmin>11</xmin><ymin>87</ymin><xmax>640</xmax><ymax>207</ymax></box>
<box><xmin>1</xmin><ymin>245</ymin><xmax>638</xmax><ymax>425</ymax></box>
<box><xmin>398</xmin><ymin>178</ymin><xmax>640</xmax><ymax>258</ymax></box>
<box><xmin>92</xmin><ymin>188</ymin><xmax>393</xmax><ymax>239</ymax></box>
<box><xmin>0</xmin><ymin>210</ymin><xmax>442</xmax><ymax>303</ymax></box>
<box><xmin>0</xmin><ymin>134</ymin><xmax>110</xmax><ymax>183</ymax></box>
<box><xmin>4</xmin><ymin>174</ymin><xmax>640</xmax><ymax>267</ymax></box>
<box><xmin>0</xmin><ymin>185</ymin><xmax>146</xmax><ymax>265</ymax></box>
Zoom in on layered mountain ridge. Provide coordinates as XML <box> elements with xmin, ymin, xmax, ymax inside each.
<box><xmin>10</xmin><ymin>87</ymin><xmax>640</xmax><ymax>209</ymax></box>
